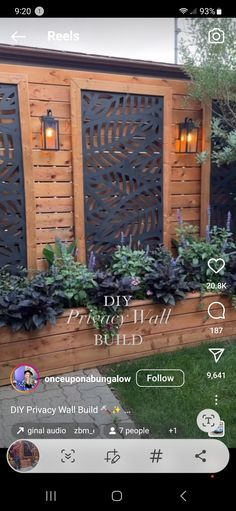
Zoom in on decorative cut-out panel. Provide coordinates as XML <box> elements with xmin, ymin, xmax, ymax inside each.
<box><xmin>0</xmin><ymin>85</ymin><xmax>26</xmax><ymax>268</ymax></box>
<box><xmin>210</xmin><ymin>103</ymin><xmax>236</xmax><ymax>237</ymax></box>
<box><xmin>82</xmin><ymin>91</ymin><xmax>163</xmax><ymax>257</ymax></box>
<box><xmin>210</xmin><ymin>162</ymin><xmax>236</xmax><ymax>236</ymax></box>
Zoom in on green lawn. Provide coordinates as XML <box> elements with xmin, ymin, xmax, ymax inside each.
<box><xmin>104</xmin><ymin>340</ymin><xmax>236</xmax><ymax>447</ymax></box>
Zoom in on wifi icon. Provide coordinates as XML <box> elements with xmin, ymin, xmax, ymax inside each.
<box><xmin>179</xmin><ymin>7</ymin><xmax>188</xmax><ymax>14</ymax></box>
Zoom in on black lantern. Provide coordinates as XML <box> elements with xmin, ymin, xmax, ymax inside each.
<box><xmin>41</xmin><ymin>109</ymin><xmax>59</xmax><ymax>150</ymax></box>
<box><xmin>176</xmin><ymin>117</ymin><xmax>199</xmax><ymax>153</ymax></box>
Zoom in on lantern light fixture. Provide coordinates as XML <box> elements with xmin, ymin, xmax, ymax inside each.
<box><xmin>41</xmin><ymin>109</ymin><xmax>59</xmax><ymax>150</ymax></box>
<box><xmin>176</xmin><ymin>117</ymin><xmax>199</xmax><ymax>153</ymax></box>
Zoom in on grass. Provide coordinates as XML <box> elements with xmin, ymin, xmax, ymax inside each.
<box><xmin>104</xmin><ymin>340</ymin><xmax>236</xmax><ymax>447</ymax></box>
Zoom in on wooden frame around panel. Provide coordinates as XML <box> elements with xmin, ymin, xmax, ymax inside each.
<box><xmin>0</xmin><ymin>72</ymin><xmax>37</xmax><ymax>270</ymax></box>
<box><xmin>200</xmin><ymin>103</ymin><xmax>212</xmax><ymax>237</ymax></box>
<box><xmin>70</xmin><ymin>77</ymin><xmax>172</xmax><ymax>262</ymax></box>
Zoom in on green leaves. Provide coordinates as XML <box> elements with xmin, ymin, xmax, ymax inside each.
<box><xmin>47</xmin><ymin>259</ymin><xmax>97</xmax><ymax>308</ymax></box>
<box><xmin>111</xmin><ymin>245</ymin><xmax>154</xmax><ymax>278</ymax></box>
<box><xmin>174</xmin><ymin>223</ymin><xmax>199</xmax><ymax>248</ymax></box>
<box><xmin>178</xmin><ymin>226</ymin><xmax>236</xmax><ymax>290</ymax></box>
<box><xmin>145</xmin><ymin>261</ymin><xmax>191</xmax><ymax>306</ymax></box>
<box><xmin>212</xmin><ymin>124</ymin><xmax>236</xmax><ymax>166</ymax></box>
<box><xmin>180</xmin><ymin>18</ymin><xmax>236</xmax><ymax>166</ymax></box>
<box><xmin>43</xmin><ymin>239</ymin><xmax>77</xmax><ymax>266</ymax></box>
<box><xmin>2</xmin><ymin>227</ymin><xmax>235</xmax><ymax>335</ymax></box>
<box><xmin>42</xmin><ymin>245</ymin><xmax>55</xmax><ymax>265</ymax></box>
<box><xmin>0</xmin><ymin>273</ymin><xmax>63</xmax><ymax>332</ymax></box>
<box><xmin>224</xmin><ymin>256</ymin><xmax>236</xmax><ymax>303</ymax></box>
<box><xmin>87</xmin><ymin>303</ymin><xmax>120</xmax><ymax>341</ymax></box>
<box><xmin>0</xmin><ymin>266</ymin><xmax>28</xmax><ymax>294</ymax></box>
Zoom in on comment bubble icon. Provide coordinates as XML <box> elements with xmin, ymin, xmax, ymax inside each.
<box><xmin>207</xmin><ymin>302</ymin><xmax>225</xmax><ymax>320</ymax></box>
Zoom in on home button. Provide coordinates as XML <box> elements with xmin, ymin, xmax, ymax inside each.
<box><xmin>111</xmin><ymin>490</ymin><xmax>123</xmax><ymax>502</ymax></box>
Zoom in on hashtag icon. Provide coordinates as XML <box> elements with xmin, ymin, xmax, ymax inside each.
<box><xmin>150</xmin><ymin>449</ymin><xmax>163</xmax><ymax>463</ymax></box>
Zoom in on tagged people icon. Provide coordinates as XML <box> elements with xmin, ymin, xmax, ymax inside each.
<box><xmin>10</xmin><ymin>364</ymin><xmax>40</xmax><ymax>393</ymax></box>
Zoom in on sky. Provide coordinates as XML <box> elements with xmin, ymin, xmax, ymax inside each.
<box><xmin>0</xmin><ymin>18</ymin><xmax>178</xmax><ymax>63</ymax></box>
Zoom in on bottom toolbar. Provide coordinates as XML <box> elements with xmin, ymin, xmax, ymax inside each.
<box><xmin>7</xmin><ymin>439</ymin><xmax>229</xmax><ymax>473</ymax></box>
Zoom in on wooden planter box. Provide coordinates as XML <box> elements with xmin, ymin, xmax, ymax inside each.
<box><xmin>0</xmin><ymin>293</ymin><xmax>235</xmax><ymax>386</ymax></box>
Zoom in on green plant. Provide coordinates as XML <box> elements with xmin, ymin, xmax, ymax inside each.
<box><xmin>87</xmin><ymin>303</ymin><xmax>121</xmax><ymax>341</ymax></box>
<box><xmin>150</xmin><ymin>244</ymin><xmax>173</xmax><ymax>265</ymax></box>
<box><xmin>111</xmin><ymin>245</ymin><xmax>154</xmax><ymax>278</ymax></box>
<box><xmin>211</xmin><ymin>118</ymin><xmax>236</xmax><ymax>166</ymax></box>
<box><xmin>209</xmin><ymin>225</ymin><xmax>236</xmax><ymax>253</ymax></box>
<box><xmin>0</xmin><ymin>273</ymin><xmax>63</xmax><ymax>331</ymax></box>
<box><xmin>180</xmin><ymin>18</ymin><xmax>236</xmax><ymax>166</ymax></box>
<box><xmin>46</xmin><ymin>256</ymin><xmax>97</xmax><ymax>308</ymax></box>
<box><xmin>0</xmin><ymin>266</ymin><xmax>28</xmax><ymax>294</ymax></box>
<box><xmin>178</xmin><ymin>240</ymin><xmax>224</xmax><ymax>287</ymax></box>
<box><xmin>86</xmin><ymin>270</ymin><xmax>147</xmax><ymax>340</ymax></box>
<box><xmin>178</xmin><ymin>240</ymin><xmax>215</xmax><ymax>289</ymax></box>
<box><xmin>172</xmin><ymin>210</ymin><xmax>200</xmax><ymax>250</ymax></box>
<box><xmin>87</xmin><ymin>271</ymin><xmax>129</xmax><ymax>309</ymax></box>
<box><xmin>224</xmin><ymin>254</ymin><xmax>236</xmax><ymax>306</ymax></box>
<box><xmin>43</xmin><ymin>238</ymin><xmax>77</xmax><ymax>266</ymax></box>
<box><xmin>176</xmin><ymin>212</ymin><xmax>236</xmax><ymax>288</ymax></box>
<box><xmin>174</xmin><ymin>223</ymin><xmax>199</xmax><ymax>248</ymax></box>
<box><xmin>145</xmin><ymin>260</ymin><xmax>191</xmax><ymax>305</ymax></box>
<box><xmin>178</xmin><ymin>234</ymin><xmax>236</xmax><ymax>290</ymax></box>
<box><xmin>196</xmin><ymin>151</ymin><xmax>209</xmax><ymax>164</ymax></box>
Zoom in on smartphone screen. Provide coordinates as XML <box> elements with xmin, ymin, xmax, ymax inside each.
<box><xmin>0</xmin><ymin>9</ymin><xmax>235</xmax><ymax>506</ymax></box>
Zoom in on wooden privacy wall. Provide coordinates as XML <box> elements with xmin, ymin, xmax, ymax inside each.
<box><xmin>0</xmin><ymin>64</ymin><xmax>206</xmax><ymax>270</ymax></box>
<box><xmin>0</xmin><ymin>293</ymin><xmax>234</xmax><ymax>386</ymax></box>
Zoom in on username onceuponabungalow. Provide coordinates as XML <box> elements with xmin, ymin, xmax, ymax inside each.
<box><xmin>67</xmin><ymin>295</ymin><xmax>172</xmax><ymax>346</ymax></box>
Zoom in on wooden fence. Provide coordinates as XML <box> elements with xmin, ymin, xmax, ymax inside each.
<box><xmin>0</xmin><ymin>55</ymin><xmax>211</xmax><ymax>270</ymax></box>
<box><xmin>0</xmin><ymin>293</ymin><xmax>234</xmax><ymax>386</ymax></box>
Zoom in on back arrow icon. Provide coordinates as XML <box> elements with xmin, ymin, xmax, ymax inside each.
<box><xmin>180</xmin><ymin>490</ymin><xmax>187</xmax><ymax>502</ymax></box>
<box><xmin>11</xmin><ymin>31</ymin><xmax>27</xmax><ymax>44</ymax></box>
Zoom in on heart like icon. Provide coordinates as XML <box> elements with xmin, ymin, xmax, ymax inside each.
<box><xmin>207</xmin><ymin>258</ymin><xmax>225</xmax><ymax>274</ymax></box>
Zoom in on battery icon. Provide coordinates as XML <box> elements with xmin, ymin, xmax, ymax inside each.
<box><xmin>216</xmin><ymin>8</ymin><xmax>222</xmax><ymax>15</ymax></box>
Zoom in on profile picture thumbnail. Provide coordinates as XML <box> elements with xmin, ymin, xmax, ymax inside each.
<box><xmin>7</xmin><ymin>440</ymin><xmax>40</xmax><ymax>472</ymax></box>
<box><xmin>10</xmin><ymin>364</ymin><xmax>40</xmax><ymax>393</ymax></box>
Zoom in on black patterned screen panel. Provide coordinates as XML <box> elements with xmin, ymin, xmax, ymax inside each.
<box><xmin>210</xmin><ymin>162</ymin><xmax>236</xmax><ymax>237</ymax></box>
<box><xmin>0</xmin><ymin>84</ymin><xmax>27</xmax><ymax>269</ymax></box>
<box><xmin>82</xmin><ymin>91</ymin><xmax>163</xmax><ymax>257</ymax></box>
<box><xmin>210</xmin><ymin>104</ymin><xmax>236</xmax><ymax>238</ymax></box>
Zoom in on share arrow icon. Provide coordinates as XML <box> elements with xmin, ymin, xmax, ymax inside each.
<box><xmin>208</xmin><ymin>348</ymin><xmax>225</xmax><ymax>363</ymax></box>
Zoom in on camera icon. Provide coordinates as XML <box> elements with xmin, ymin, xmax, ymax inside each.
<box><xmin>208</xmin><ymin>27</ymin><xmax>225</xmax><ymax>44</ymax></box>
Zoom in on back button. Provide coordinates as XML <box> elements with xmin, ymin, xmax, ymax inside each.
<box><xmin>180</xmin><ymin>490</ymin><xmax>187</xmax><ymax>502</ymax></box>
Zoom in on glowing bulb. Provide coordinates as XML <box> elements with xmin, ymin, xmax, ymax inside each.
<box><xmin>46</xmin><ymin>127</ymin><xmax>54</xmax><ymax>138</ymax></box>
<box><xmin>180</xmin><ymin>135</ymin><xmax>185</xmax><ymax>142</ymax></box>
<box><xmin>187</xmin><ymin>133</ymin><xmax>192</xmax><ymax>142</ymax></box>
